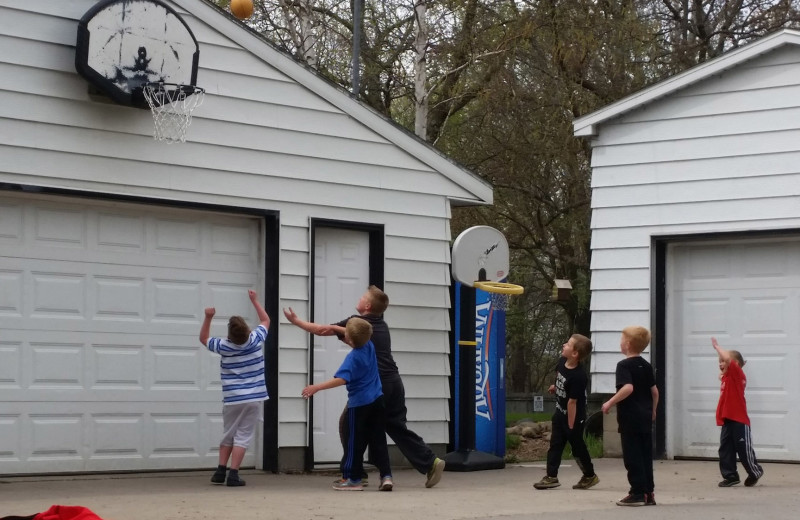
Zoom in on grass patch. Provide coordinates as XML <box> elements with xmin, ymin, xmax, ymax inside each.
<box><xmin>563</xmin><ymin>434</ymin><xmax>603</xmax><ymax>459</ymax></box>
<box><xmin>506</xmin><ymin>411</ymin><xmax>551</xmax><ymax>427</ymax></box>
<box><xmin>506</xmin><ymin>433</ymin><xmax>522</xmax><ymax>450</ymax></box>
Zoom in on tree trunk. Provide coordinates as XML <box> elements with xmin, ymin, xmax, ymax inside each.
<box><xmin>413</xmin><ymin>0</ymin><xmax>428</xmax><ymax>139</ymax></box>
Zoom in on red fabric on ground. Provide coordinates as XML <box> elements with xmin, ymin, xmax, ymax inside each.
<box><xmin>34</xmin><ymin>506</ymin><xmax>104</xmax><ymax>520</ymax></box>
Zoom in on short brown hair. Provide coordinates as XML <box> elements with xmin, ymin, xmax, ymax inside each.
<box><xmin>346</xmin><ymin>317</ymin><xmax>373</xmax><ymax>348</ymax></box>
<box><xmin>571</xmin><ymin>334</ymin><xmax>592</xmax><ymax>361</ymax></box>
<box><xmin>622</xmin><ymin>326</ymin><xmax>651</xmax><ymax>354</ymax></box>
<box><xmin>366</xmin><ymin>285</ymin><xmax>389</xmax><ymax>315</ymax></box>
<box><xmin>228</xmin><ymin>316</ymin><xmax>250</xmax><ymax>345</ymax></box>
<box><xmin>729</xmin><ymin>350</ymin><xmax>746</xmax><ymax>367</ymax></box>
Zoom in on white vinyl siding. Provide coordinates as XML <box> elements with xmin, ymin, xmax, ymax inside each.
<box><xmin>0</xmin><ymin>0</ymin><xmax>490</xmax><ymax>472</ymax></box>
<box><xmin>587</xmin><ymin>45</ymin><xmax>800</xmax><ymax>393</ymax></box>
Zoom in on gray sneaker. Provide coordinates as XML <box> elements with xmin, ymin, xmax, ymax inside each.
<box><xmin>379</xmin><ymin>476</ymin><xmax>394</xmax><ymax>491</ymax></box>
<box><xmin>332</xmin><ymin>478</ymin><xmax>364</xmax><ymax>491</ymax></box>
<box><xmin>533</xmin><ymin>476</ymin><xmax>560</xmax><ymax>489</ymax></box>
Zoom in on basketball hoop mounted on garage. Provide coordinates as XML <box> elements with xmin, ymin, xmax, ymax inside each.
<box><xmin>142</xmin><ymin>82</ymin><xmax>205</xmax><ymax>143</ymax></box>
<box><xmin>75</xmin><ymin>0</ymin><xmax>204</xmax><ymax>143</ymax></box>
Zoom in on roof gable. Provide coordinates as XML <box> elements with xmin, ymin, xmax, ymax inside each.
<box><xmin>573</xmin><ymin>29</ymin><xmax>800</xmax><ymax>137</ymax></box>
<box><xmin>182</xmin><ymin>0</ymin><xmax>491</xmax><ymax>204</ymax></box>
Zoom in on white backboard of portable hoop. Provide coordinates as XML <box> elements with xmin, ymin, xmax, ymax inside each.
<box><xmin>451</xmin><ymin>226</ymin><xmax>510</xmax><ymax>287</ymax></box>
<box><xmin>75</xmin><ymin>0</ymin><xmax>200</xmax><ymax>108</ymax></box>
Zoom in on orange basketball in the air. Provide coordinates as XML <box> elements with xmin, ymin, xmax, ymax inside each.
<box><xmin>230</xmin><ymin>0</ymin><xmax>254</xmax><ymax>20</ymax></box>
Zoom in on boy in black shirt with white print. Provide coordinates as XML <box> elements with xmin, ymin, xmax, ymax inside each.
<box><xmin>534</xmin><ymin>334</ymin><xmax>599</xmax><ymax>491</ymax></box>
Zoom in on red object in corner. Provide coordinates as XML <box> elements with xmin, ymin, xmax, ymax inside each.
<box><xmin>35</xmin><ymin>506</ymin><xmax>104</xmax><ymax>520</ymax></box>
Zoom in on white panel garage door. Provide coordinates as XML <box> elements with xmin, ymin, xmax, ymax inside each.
<box><xmin>668</xmin><ymin>238</ymin><xmax>800</xmax><ymax>461</ymax></box>
<box><xmin>0</xmin><ymin>193</ymin><xmax>263</xmax><ymax>474</ymax></box>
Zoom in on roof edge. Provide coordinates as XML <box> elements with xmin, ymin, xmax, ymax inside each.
<box><xmin>573</xmin><ymin>29</ymin><xmax>800</xmax><ymax>137</ymax></box>
<box><xmin>179</xmin><ymin>0</ymin><xmax>493</xmax><ymax>204</ymax></box>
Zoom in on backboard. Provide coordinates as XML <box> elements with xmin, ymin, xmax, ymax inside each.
<box><xmin>451</xmin><ymin>226</ymin><xmax>510</xmax><ymax>287</ymax></box>
<box><xmin>75</xmin><ymin>0</ymin><xmax>200</xmax><ymax>108</ymax></box>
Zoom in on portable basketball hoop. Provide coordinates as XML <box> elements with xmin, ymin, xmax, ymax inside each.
<box><xmin>473</xmin><ymin>280</ymin><xmax>524</xmax><ymax>312</ymax></box>
<box><xmin>142</xmin><ymin>82</ymin><xmax>205</xmax><ymax>143</ymax></box>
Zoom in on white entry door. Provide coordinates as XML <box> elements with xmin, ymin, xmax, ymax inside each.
<box><xmin>0</xmin><ymin>193</ymin><xmax>262</xmax><ymax>474</ymax></box>
<box><xmin>312</xmin><ymin>227</ymin><xmax>369</xmax><ymax>462</ymax></box>
<box><xmin>667</xmin><ymin>238</ymin><xmax>800</xmax><ymax>461</ymax></box>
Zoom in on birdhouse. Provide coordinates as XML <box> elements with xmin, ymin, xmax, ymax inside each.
<box><xmin>551</xmin><ymin>279</ymin><xmax>572</xmax><ymax>302</ymax></box>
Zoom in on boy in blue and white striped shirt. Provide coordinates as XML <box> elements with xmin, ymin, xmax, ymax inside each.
<box><xmin>200</xmin><ymin>289</ymin><xmax>270</xmax><ymax>487</ymax></box>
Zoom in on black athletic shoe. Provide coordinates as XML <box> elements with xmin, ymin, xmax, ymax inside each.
<box><xmin>211</xmin><ymin>466</ymin><xmax>227</xmax><ymax>484</ymax></box>
<box><xmin>227</xmin><ymin>469</ymin><xmax>246</xmax><ymax>487</ymax></box>
<box><xmin>226</xmin><ymin>476</ymin><xmax>246</xmax><ymax>487</ymax></box>
<box><xmin>645</xmin><ymin>492</ymin><xmax>657</xmax><ymax>506</ymax></box>
<box><xmin>744</xmin><ymin>475</ymin><xmax>760</xmax><ymax>487</ymax></box>
<box><xmin>616</xmin><ymin>494</ymin><xmax>645</xmax><ymax>506</ymax></box>
<box><xmin>718</xmin><ymin>477</ymin><xmax>741</xmax><ymax>487</ymax></box>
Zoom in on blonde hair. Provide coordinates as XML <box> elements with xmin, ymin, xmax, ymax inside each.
<box><xmin>571</xmin><ymin>334</ymin><xmax>592</xmax><ymax>361</ymax></box>
<box><xmin>366</xmin><ymin>285</ymin><xmax>389</xmax><ymax>315</ymax></box>
<box><xmin>622</xmin><ymin>326</ymin><xmax>651</xmax><ymax>354</ymax></box>
<box><xmin>346</xmin><ymin>317</ymin><xmax>373</xmax><ymax>348</ymax></box>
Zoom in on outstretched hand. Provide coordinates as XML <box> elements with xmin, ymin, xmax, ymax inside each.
<box><xmin>711</xmin><ymin>337</ymin><xmax>730</xmax><ymax>359</ymax></box>
<box><xmin>204</xmin><ymin>307</ymin><xmax>216</xmax><ymax>318</ymax></box>
<box><xmin>283</xmin><ymin>307</ymin><xmax>298</xmax><ymax>323</ymax></box>
<box><xmin>248</xmin><ymin>289</ymin><xmax>258</xmax><ymax>301</ymax></box>
<box><xmin>301</xmin><ymin>384</ymin><xmax>317</xmax><ymax>400</ymax></box>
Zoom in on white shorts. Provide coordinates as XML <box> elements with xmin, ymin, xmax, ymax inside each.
<box><xmin>221</xmin><ymin>401</ymin><xmax>261</xmax><ymax>448</ymax></box>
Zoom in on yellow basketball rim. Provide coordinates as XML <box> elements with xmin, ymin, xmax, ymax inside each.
<box><xmin>473</xmin><ymin>281</ymin><xmax>524</xmax><ymax>295</ymax></box>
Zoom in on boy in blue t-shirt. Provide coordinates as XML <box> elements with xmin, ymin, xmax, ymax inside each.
<box><xmin>301</xmin><ymin>317</ymin><xmax>393</xmax><ymax>491</ymax></box>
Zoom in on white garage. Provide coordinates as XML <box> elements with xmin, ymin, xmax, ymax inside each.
<box><xmin>574</xmin><ymin>29</ymin><xmax>800</xmax><ymax>460</ymax></box>
<box><xmin>0</xmin><ymin>0</ymin><xmax>493</xmax><ymax>475</ymax></box>
<box><xmin>0</xmin><ymin>192</ymin><xmax>263</xmax><ymax>473</ymax></box>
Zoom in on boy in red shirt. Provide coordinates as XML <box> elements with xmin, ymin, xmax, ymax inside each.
<box><xmin>712</xmin><ymin>337</ymin><xmax>764</xmax><ymax>487</ymax></box>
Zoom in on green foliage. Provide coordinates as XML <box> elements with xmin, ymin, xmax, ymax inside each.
<box><xmin>506</xmin><ymin>411</ymin><xmax>551</xmax><ymax>427</ymax></box>
<box><xmin>563</xmin><ymin>434</ymin><xmax>603</xmax><ymax>460</ymax></box>
<box><xmin>506</xmin><ymin>433</ymin><xmax>522</xmax><ymax>450</ymax></box>
<box><xmin>504</xmin><ymin>452</ymin><xmax>520</xmax><ymax>463</ymax></box>
<box><xmin>243</xmin><ymin>0</ymin><xmax>800</xmax><ymax>396</ymax></box>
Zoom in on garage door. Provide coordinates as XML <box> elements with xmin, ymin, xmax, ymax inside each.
<box><xmin>668</xmin><ymin>237</ymin><xmax>800</xmax><ymax>461</ymax></box>
<box><xmin>0</xmin><ymin>193</ymin><xmax>263</xmax><ymax>474</ymax></box>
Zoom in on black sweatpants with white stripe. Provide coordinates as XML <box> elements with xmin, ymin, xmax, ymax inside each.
<box><xmin>719</xmin><ymin>419</ymin><xmax>763</xmax><ymax>481</ymax></box>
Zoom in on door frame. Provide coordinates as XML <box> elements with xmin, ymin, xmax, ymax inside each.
<box><xmin>305</xmin><ymin>218</ymin><xmax>384</xmax><ymax>470</ymax></box>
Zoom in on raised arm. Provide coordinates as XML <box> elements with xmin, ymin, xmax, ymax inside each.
<box><xmin>248</xmin><ymin>290</ymin><xmax>270</xmax><ymax>328</ymax></box>
<box><xmin>199</xmin><ymin>307</ymin><xmax>215</xmax><ymax>345</ymax></box>
<box><xmin>283</xmin><ymin>307</ymin><xmax>335</xmax><ymax>336</ymax></box>
<box><xmin>711</xmin><ymin>337</ymin><xmax>731</xmax><ymax>362</ymax></box>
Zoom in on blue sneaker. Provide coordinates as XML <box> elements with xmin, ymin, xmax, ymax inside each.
<box><xmin>332</xmin><ymin>478</ymin><xmax>363</xmax><ymax>491</ymax></box>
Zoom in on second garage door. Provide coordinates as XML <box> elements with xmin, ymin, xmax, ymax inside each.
<box><xmin>667</xmin><ymin>237</ymin><xmax>800</xmax><ymax>461</ymax></box>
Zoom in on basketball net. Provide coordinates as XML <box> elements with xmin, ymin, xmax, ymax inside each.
<box><xmin>142</xmin><ymin>83</ymin><xmax>205</xmax><ymax>143</ymax></box>
<box><xmin>473</xmin><ymin>281</ymin><xmax>524</xmax><ymax>311</ymax></box>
